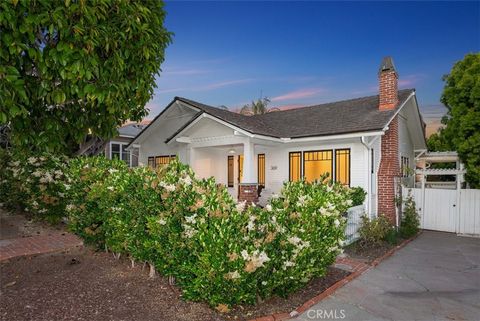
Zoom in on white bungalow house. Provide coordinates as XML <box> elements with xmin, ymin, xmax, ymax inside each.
<box><xmin>127</xmin><ymin>57</ymin><xmax>427</xmax><ymax>224</ymax></box>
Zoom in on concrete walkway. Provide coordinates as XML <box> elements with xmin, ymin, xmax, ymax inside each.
<box><xmin>298</xmin><ymin>231</ymin><xmax>480</xmax><ymax>321</ymax></box>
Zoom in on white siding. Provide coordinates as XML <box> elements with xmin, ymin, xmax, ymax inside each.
<box><xmin>398</xmin><ymin>112</ymin><xmax>415</xmax><ymax>169</ymax></box>
<box><xmin>137</xmin><ymin>104</ymin><xmax>197</xmax><ymax>165</ymax></box>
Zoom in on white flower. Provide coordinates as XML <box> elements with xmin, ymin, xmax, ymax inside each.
<box><xmin>225</xmin><ymin>271</ymin><xmax>241</xmax><ymax>280</ymax></box>
<box><xmin>261</xmin><ymin>281</ymin><xmax>267</xmax><ymax>286</ymax></box>
<box><xmin>32</xmin><ymin>201</ymin><xmax>39</xmax><ymax>208</ymax></box>
<box><xmin>334</xmin><ymin>219</ymin><xmax>340</xmax><ymax>227</ymax></box>
<box><xmin>338</xmin><ymin>239</ymin><xmax>345</xmax><ymax>247</ymax></box>
<box><xmin>38</xmin><ymin>209</ymin><xmax>47</xmax><ymax>214</ymax></box>
<box><xmin>283</xmin><ymin>261</ymin><xmax>296</xmax><ymax>269</ymax></box>
<box><xmin>179</xmin><ymin>175</ymin><xmax>192</xmax><ymax>186</ymax></box>
<box><xmin>346</xmin><ymin>199</ymin><xmax>353</xmax><ymax>206</ymax></box>
<box><xmin>271</xmin><ymin>193</ymin><xmax>279</xmax><ymax>199</ymax></box>
<box><xmin>265</xmin><ymin>204</ymin><xmax>272</xmax><ymax>212</ymax></box>
<box><xmin>66</xmin><ymin>204</ymin><xmax>75</xmax><ymax>211</ymax></box>
<box><xmin>158</xmin><ymin>218</ymin><xmax>167</xmax><ymax>225</ymax></box>
<box><xmin>64</xmin><ymin>184</ymin><xmax>71</xmax><ymax>190</ymax></box>
<box><xmin>236</xmin><ymin>200</ymin><xmax>246</xmax><ymax>212</ymax></box>
<box><xmin>27</xmin><ymin>157</ymin><xmax>37</xmax><ymax>164</ymax></box>
<box><xmin>288</xmin><ymin>236</ymin><xmax>302</xmax><ymax>246</ymax></box>
<box><xmin>108</xmin><ymin>168</ymin><xmax>118</xmax><ymax>174</ymax></box>
<box><xmin>182</xmin><ymin>224</ymin><xmax>197</xmax><ymax>238</ymax></box>
<box><xmin>241</xmin><ymin>250</ymin><xmax>249</xmax><ymax>260</ymax></box>
<box><xmin>107</xmin><ymin>186</ymin><xmax>114</xmax><ymax>191</ymax></box>
<box><xmin>185</xmin><ymin>214</ymin><xmax>197</xmax><ymax>224</ymax></box>
<box><xmin>32</xmin><ymin>170</ymin><xmax>42</xmax><ymax>177</ymax></box>
<box><xmin>58</xmin><ymin>192</ymin><xmax>65</xmax><ymax>198</ymax></box>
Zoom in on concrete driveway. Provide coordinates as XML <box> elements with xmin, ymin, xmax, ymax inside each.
<box><xmin>298</xmin><ymin>231</ymin><xmax>480</xmax><ymax>321</ymax></box>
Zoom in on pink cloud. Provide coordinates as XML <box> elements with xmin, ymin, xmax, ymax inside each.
<box><xmin>271</xmin><ymin>88</ymin><xmax>326</xmax><ymax>102</ymax></box>
<box><xmin>199</xmin><ymin>79</ymin><xmax>252</xmax><ymax>90</ymax></box>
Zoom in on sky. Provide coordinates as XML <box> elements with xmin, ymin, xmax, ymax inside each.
<box><xmin>146</xmin><ymin>1</ymin><xmax>480</xmax><ymax>134</ymax></box>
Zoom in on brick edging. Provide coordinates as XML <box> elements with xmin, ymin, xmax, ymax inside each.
<box><xmin>249</xmin><ymin>232</ymin><xmax>421</xmax><ymax>321</ymax></box>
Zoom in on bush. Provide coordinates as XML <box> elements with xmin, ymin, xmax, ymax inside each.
<box><xmin>66</xmin><ymin>156</ymin><xmax>129</xmax><ymax>245</ymax></box>
<box><xmin>358</xmin><ymin>215</ymin><xmax>394</xmax><ymax>248</ymax></box>
<box><xmin>1</xmin><ymin>155</ymin><xmax>353</xmax><ymax>309</ymax></box>
<box><xmin>399</xmin><ymin>193</ymin><xmax>420</xmax><ymax>238</ymax></box>
<box><xmin>0</xmin><ymin>151</ymin><xmax>69</xmax><ymax>222</ymax></box>
<box><xmin>349</xmin><ymin>186</ymin><xmax>367</xmax><ymax>207</ymax></box>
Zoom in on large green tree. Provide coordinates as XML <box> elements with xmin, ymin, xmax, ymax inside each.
<box><xmin>434</xmin><ymin>53</ymin><xmax>480</xmax><ymax>187</ymax></box>
<box><xmin>0</xmin><ymin>0</ymin><xmax>171</xmax><ymax>154</ymax></box>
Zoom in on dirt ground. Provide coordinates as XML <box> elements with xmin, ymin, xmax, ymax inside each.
<box><xmin>0</xmin><ymin>209</ymin><xmax>65</xmax><ymax>240</ymax></box>
<box><xmin>0</xmin><ymin>247</ymin><xmax>225</xmax><ymax>321</ymax></box>
<box><xmin>0</xmin><ymin>210</ymin><xmax>350</xmax><ymax>321</ymax></box>
<box><xmin>344</xmin><ymin>241</ymin><xmax>400</xmax><ymax>263</ymax></box>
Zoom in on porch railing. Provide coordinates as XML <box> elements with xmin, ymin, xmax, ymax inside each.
<box><xmin>343</xmin><ymin>204</ymin><xmax>365</xmax><ymax>245</ymax></box>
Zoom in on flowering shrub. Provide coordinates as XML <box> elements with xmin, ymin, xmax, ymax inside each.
<box><xmin>66</xmin><ymin>156</ymin><xmax>129</xmax><ymax>245</ymax></box>
<box><xmin>0</xmin><ymin>151</ymin><xmax>69</xmax><ymax>222</ymax></box>
<box><xmin>1</xmin><ymin>153</ymin><xmax>354</xmax><ymax>308</ymax></box>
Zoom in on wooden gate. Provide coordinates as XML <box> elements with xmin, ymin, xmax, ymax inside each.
<box><xmin>403</xmin><ymin>187</ymin><xmax>480</xmax><ymax>236</ymax></box>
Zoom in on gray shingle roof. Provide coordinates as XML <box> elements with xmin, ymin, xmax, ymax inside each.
<box><xmin>118</xmin><ymin>123</ymin><xmax>147</xmax><ymax>137</ymax></box>
<box><xmin>174</xmin><ymin>89</ymin><xmax>414</xmax><ymax>139</ymax></box>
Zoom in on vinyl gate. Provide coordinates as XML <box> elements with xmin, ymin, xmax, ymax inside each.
<box><xmin>403</xmin><ymin>187</ymin><xmax>480</xmax><ymax>236</ymax></box>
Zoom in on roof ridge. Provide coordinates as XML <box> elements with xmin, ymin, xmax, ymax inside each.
<box><xmin>176</xmin><ymin>88</ymin><xmax>414</xmax><ymax>118</ymax></box>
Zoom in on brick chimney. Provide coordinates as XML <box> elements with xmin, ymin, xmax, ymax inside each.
<box><xmin>378</xmin><ymin>56</ymin><xmax>398</xmax><ymax>111</ymax></box>
<box><xmin>377</xmin><ymin>56</ymin><xmax>401</xmax><ymax>225</ymax></box>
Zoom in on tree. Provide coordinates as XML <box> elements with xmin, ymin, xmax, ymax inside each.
<box><xmin>0</xmin><ymin>0</ymin><xmax>172</xmax><ymax>154</ymax></box>
<box><xmin>436</xmin><ymin>53</ymin><xmax>480</xmax><ymax>187</ymax></box>
<box><xmin>239</xmin><ymin>97</ymin><xmax>279</xmax><ymax>115</ymax></box>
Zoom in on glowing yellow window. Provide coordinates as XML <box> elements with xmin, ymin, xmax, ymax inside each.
<box><xmin>289</xmin><ymin>152</ymin><xmax>302</xmax><ymax>182</ymax></box>
<box><xmin>335</xmin><ymin>149</ymin><xmax>350</xmax><ymax>186</ymax></box>
<box><xmin>303</xmin><ymin>150</ymin><xmax>333</xmax><ymax>183</ymax></box>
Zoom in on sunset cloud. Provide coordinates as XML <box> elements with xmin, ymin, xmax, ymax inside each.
<box><xmin>271</xmin><ymin>88</ymin><xmax>327</xmax><ymax>102</ymax></box>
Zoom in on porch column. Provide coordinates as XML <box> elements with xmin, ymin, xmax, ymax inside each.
<box><xmin>239</xmin><ymin>139</ymin><xmax>258</xmax><ymax>204</ymax></box>
<box><xmin>188</xmin><ymin>147</ymin><xmax>195</xmax><ymax>170</ymax></box>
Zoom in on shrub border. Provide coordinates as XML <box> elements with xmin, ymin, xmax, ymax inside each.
<box><xmin>248</xmin><ymin>231</ymin><xmax>422</xmax><ymax>321</ymax></box>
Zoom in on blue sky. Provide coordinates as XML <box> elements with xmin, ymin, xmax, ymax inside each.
<box><xmin>147</xmin><ymin>1</ymin><xmax>479</xmax><ymax>129</ymax></box>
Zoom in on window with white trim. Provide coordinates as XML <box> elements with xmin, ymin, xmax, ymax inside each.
<box><xmin>111</xmin><ymin>142</ymin><xmax>130</xmax><ymax>166</ymax></box>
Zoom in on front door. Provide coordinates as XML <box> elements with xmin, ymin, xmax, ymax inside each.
<box><xmin>237</xmin><ymin>155</ymin><xmax>243</xmax><ymax>197</ymax></box>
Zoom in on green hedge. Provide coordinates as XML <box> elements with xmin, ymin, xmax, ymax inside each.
<box><xmin>0</xmin><ymin>151</ymin><xmax>352</xmax><ymax>308</ymax></box>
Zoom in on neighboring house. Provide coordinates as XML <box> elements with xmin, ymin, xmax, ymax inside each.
<box><xmin>127</xmin><ymin>57</ymin><xmax>427</xmax><ymax>224</ymax></box>
<box><xmin>105</xmin><ymin>122</ymin><xmax>149</xmax><ymax>167</ymax></box>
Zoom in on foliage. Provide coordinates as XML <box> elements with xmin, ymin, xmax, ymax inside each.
<box><xmin>430</xmin><ymin>53</ymin><xmax>480</xmax><ymax>187</ymax></box>
<box><xmin>399</xmin><ymin>193</ymin><xmax>420</xmax><ymax>238</ymax></box>
<box><xmin>0</xmin><ymin>0</ymin><xmax>172</xmax><ymax>154</ymax></box>
<box><xmin>358</xmin><ymin>215</ymin><xmax>394</xmax><ymax>248</ymax></box>
<box><xmin>349</xmin><ymin>186</ymin><xmax>367</xmax><ymax>207</ymax></box>
<box><xmin>0</xmin><ymin>151</ymin><xmax>69</xmax><ymax>222</ymax></box>
<box><xmin>1</xmin><ymin>155</ymin><xmax>354</xmax><ymax>308</ymax></box>
<box><xmin>240</xmin><ymin>97</ymin><xmax>280</xmax><ymax>115</ymax></box>
<box><xmin>65</xmin><ymin>156</ymin><xmax>129</xmax><ymax>245</ymax></box>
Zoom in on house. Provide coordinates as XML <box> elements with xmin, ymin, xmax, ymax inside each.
<box><xmin>104</xmin><ymin>122</ymin><xmax>149</xmax><ymax>167</ymax></box>
<box><xmin>127</xmin><ymin>57</ymin><xmax>427</xmax><ymax>225</ymax></box>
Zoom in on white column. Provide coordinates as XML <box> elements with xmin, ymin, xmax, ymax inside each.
<box><xmin>242</xmin><ymin>139</ymin><xmax>256</xmax><ymax>184</ymax></box>
<box><xmin>188</xmin><ymin>146</ymin><xmax>195</xmax><ymax>170</ymax></box>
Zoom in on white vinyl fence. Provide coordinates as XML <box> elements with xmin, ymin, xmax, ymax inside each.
<box><xmin>403</xmin><ymin>187</ymin><xmax>480</xmax><ymax>236</ymax></box>
<box><xmin>344</xmin><ymin>205</ymin><xmax>365</xmax><ymax>245</ymax></box>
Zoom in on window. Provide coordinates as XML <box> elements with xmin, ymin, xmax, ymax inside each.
<box><xmin>401</xmin><ymin>156</ymin><xmax>410</xmax><ymax>177</ymax></box>
<box><xmin>155</xmin><ymin>155</ymin><xmax>175</xmax><ymax>168</ymax></box>
<box><xmin>148</xmin><ymin>157</ymin><xmax>155</xmax><ymax>168</ymax></box>
<box><xmin>111</xmin><ymin>142</ymin><xmax>130</xmax><ymax>165</ymax></box>
<box><xmin>258</xmin><ymin>154</ymin><xmax>265</xmax><ymax>187</ymax></box>
<box><xmin>303</xmin><ymin>150</ymin><xmax>333</xmax><ymax>183</ymax></box>
<box><xmin>335</xmin><ymin>149</ymin><xmax>350</xmax><ymax>186</ymax></box>
<box><xmin>227</xmin><ymin>156</ymin><xmax>234</xmax><ymax>187</ymax></box>
<box><xmin>148</xmin><ymin>155</ymin><xmax>175</xmax><ymax>169</ymax></box>
<box><xmin>289</xmin><ymin>152</ymin><xmax>302</xmax><ymax>182</ymax></box>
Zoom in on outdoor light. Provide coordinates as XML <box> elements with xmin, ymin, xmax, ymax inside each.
<box><xmin>228</xmin><ymin>148</ymin><xmax>236</xmax><ymax>154</ymax></box>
